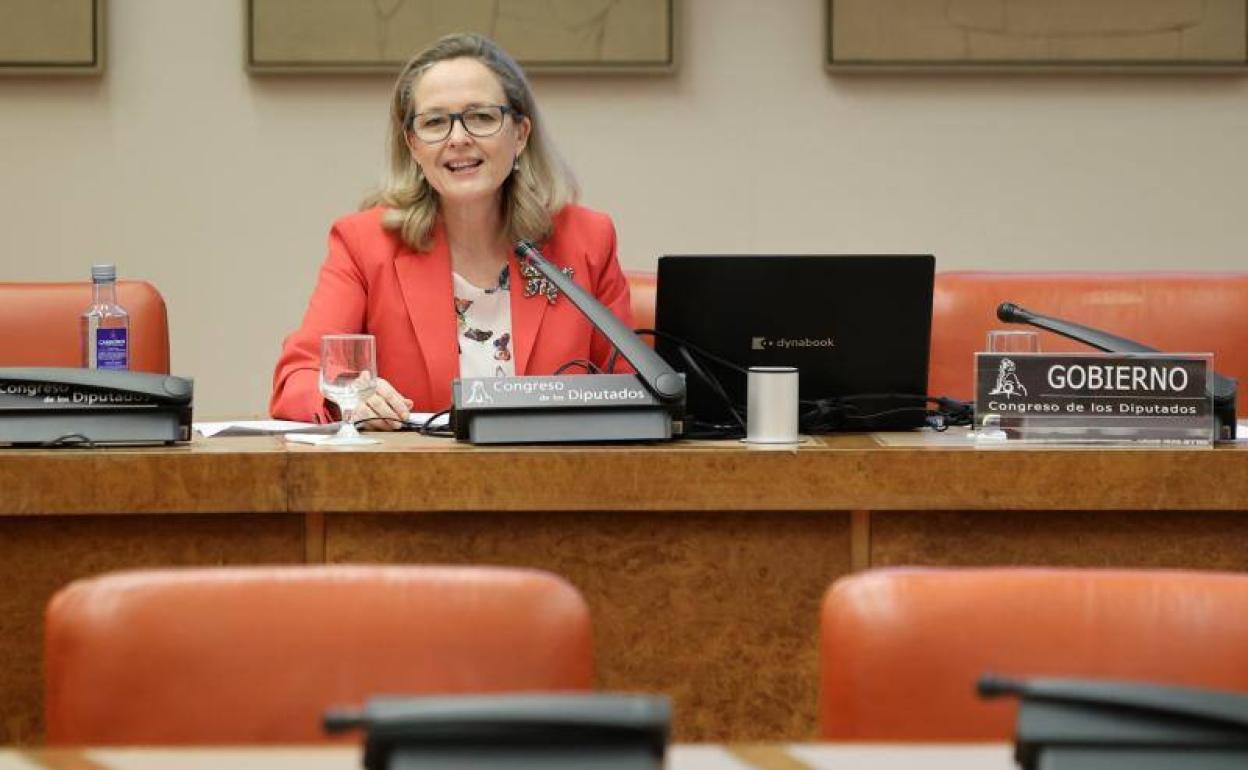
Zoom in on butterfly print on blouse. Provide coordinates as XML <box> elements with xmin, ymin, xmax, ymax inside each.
<box><xmin>493</xmin><ymin>332</ymin><xmax>512</xmax><ymax>362</ymax></box>
<box><xmin>484</xmin><ymin>265</ymin><xmax>510</xmax><ymax>294</ymax></box>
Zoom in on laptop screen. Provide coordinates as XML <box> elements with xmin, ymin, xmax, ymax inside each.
<box><xmin>654</xmin><ymin>255</ymin><xmax>935</xmax><ymax>431</ymax></box>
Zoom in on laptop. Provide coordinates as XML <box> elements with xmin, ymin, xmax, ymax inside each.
<box><xmin>654</xmin><ymin>255</ymin><xmax>935</xmax><ymax>431</ymax></box>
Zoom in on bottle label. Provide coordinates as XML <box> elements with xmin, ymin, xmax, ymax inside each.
<box><xmin>95</xmin><ymin>328</ymin><xmax>129</xmax><ymax>370</ymax></box>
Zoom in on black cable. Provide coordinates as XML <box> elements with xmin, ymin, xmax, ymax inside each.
<box><xmin>352</xmin><ymin>417</ymin><xmax>402</xmax><ymax>430</ymax></box>
<box><xmin>41</xmin><ymin>433</ymin><xmax>96</xmax><ymax>448</ymax></box>
<box><xmin>677</xmin><ymin>345</ymin><xmax>745</xmax><ymax>429</ymax></box>
<box><xmin>628</xmin><ymin>329</ymin><xmax>748</xmax><ymax>431</ymax></box>
<box><xmin>420</xmin><ymin>409</ymin><xmax>454</xmax><ymax>437</ymax></box>
<box><xmin>634</xmin><ymin>329</ymin><xmax>749</xmax><ymax>375</ymax></box>
<box><xmin>798</xmin><ymin>394</ymin><xmax>974</xmax><ymax>434</ymax></box>
<box><xmin>679</xmin><ymin>419</ymin><xmax>746</xmax><ymax>440</ymax></box>
<box><xmin>351</xmin><ymin>409</ymin><xmax>454</xmax><ymax>438</ymax></box>
<box><xmin>633</xmin><ymin>327</ymin><xmax>975</xmax><ymax>437</ymax></box>
<box><xmin>554</xmin><ymin>359</ymin><xmax>602</xmax><ymax>375</ymax></box>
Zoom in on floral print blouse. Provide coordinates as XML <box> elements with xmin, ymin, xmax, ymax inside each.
<box><xmin>453</xmin><ymin>265</ymin><xmax>515</xmax><ymax>379</ymax></box>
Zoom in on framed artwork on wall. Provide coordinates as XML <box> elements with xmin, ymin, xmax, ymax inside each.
<box><xmin>826</xmin><ymin>0</ymin><xmax>1248</xmax><ymax>72</ymax></box>
<box><xmin>247</xmin><ymin>0</ymin><xmax>677</xmax><ymax>75</ymax></box>
<box><xmin>0</xmin><ymin>0</ymin><xmax>104</xmax><ymax>75</ymax></box>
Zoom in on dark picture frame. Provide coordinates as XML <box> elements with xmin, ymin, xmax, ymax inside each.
<box><xmin>0</xmin><ymin>0</ymin><xmax>105</xmax><ymax>76</ymax></box>
<box><xmin>247</xmin><ymin>0</ymin><xmax>677</xmax><ymax>75</ymax></box>
<box><xmin>826</xmin><ymin>0</ymin><xmax>1248</xmax><ymax>73</ymax></box>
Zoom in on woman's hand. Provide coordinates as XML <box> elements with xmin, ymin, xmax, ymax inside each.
<box><xmin>352</xmin><ymin>378</ymin><xmax>414</xmax><ymax>431</ymax></box>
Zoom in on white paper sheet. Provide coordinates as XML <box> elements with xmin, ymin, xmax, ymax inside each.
<box><xmin>404</xmin><ymin>411</ymin><xmax>450</xmax><ymax>430</ymax></box>
<box><xmin>194</xmin><ymin>420</ymin><xmax>334</xmax><ymax>438</ymax></box>
<box><xmin>197</xmin><ymin>413</ymin><xmax>449</xmax><ymax>439</ymax></box>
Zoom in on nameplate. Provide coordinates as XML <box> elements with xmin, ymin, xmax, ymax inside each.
<box><xmin>0</xmin><ymin>368</ymin><xmax>193</xmax><ymax>446</ymax></box>
<box><xmin>454</xmin><ymin>374</ymin><xmax>662</xmax><ymax>411</ymax></box>
<box><xmin>974</xmin><ymin>353</ymin><xmax>1215</xmax><ymax>445</ymax></box>
<box><xmin>0</xmin><ymin>381</ymin><xmax>159</xmax><ymax>408</ymax></box>
<box><xmin>451</xmin><ymin>374</ymin><xmax>675</xmax><ymax>444</ymax></box>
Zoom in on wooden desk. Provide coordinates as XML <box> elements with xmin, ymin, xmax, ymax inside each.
<box><xmin>2</xmin><ymin>432</ymin><xmax>1246</xmax><ymax>744</ymax></box>
<box><xmin>0</xmin><ymin>744</ymin><xmax>1015</xmax><ymax>770</ymax></box>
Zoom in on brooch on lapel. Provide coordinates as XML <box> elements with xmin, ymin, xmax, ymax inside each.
<box><xmin>519</xmin><ymin>257</ymin><xmax>574</xmax><ymax>305</ymax></box>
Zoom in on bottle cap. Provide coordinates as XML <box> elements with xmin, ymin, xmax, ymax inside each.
<box><xmin>91</xmin><ymin>264</ymin><xmax>117</xmax><ymax>283</ymax></box>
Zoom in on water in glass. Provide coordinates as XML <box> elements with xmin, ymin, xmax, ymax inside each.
<box><xmin>319</xmin><ymin>334</ymin><xmax>378</xmax><ymax>443</ymax></box>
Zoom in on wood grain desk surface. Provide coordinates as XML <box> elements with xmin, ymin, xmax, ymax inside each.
<box><xmin>3</xmin><ymin>428</ymin><xmax>1245</xmax><ymax>515</ymax></box>
<box><xmin>1</xmin><ymin>744</ymin><xmax>1015</xmax><ymax>770</ymax></box>
<box><xmin>3</xmin><ymin>430</ymin><xmax>1246</xmax><ymax>744</ymax></box>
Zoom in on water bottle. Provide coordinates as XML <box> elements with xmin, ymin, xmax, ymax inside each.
<box><xmin>81</xmin><ymin>264</ymin><xmax>130</xmax><ymax>370</ymax></box>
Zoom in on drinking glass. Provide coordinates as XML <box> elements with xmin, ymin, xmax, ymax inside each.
<box><xmin>974</xmin><ymin>330</ymin><xmax>1040</xmax><ymax>442</ymax></box>
<box><xmin>986</xmin><ymin>329</ymin><xmax>1040</xmax><ymax>354</ymax></box>
<box><xmin>319</xmin><ymin>334</ymin><xmax>380</xmax><ymax>446</ymax></box>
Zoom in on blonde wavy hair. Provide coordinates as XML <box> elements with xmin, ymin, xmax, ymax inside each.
<box><xmin>363</xmin><ymin>33</ymin><xmax>579</xmax><ymax>251</ymax></box>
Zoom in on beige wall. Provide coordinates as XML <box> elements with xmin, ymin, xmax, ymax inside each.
<box><xmin>2</xmin><ymin>0</ymin><xmax>1246</xmax><ymax>416</ymax></box>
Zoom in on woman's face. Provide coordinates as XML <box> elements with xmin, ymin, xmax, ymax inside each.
<box><xmin>406</xmin><ymin>57</ymin><xmax>531</xmax><ymax>211</ymax></box>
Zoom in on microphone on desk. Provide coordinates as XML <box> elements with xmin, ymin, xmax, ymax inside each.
<box><xmin>325</xmin><ymin>693</ymin><xmax>671</xmax><ymax>770</ymax></box>
<box><xmin>979</xmin><ymin>674</ymin><xmax>1248</xmax><ymax>770</ymax></box>
<box><xmin>996</xmin><ymin>301</ymin><xmax>1238</xmax><ymax>440</ymax></box>
<box><xmin>514</xmin><ymin>240</ymin><xmax>685</xmax><ymax>404</ymax></box>
<box><xmin>997</xmin><ymin>302</ymin><xmax>1158</xmax><ymax>355</ymax></box>
<box><xmin>447</xmin><ymin>242</ymin><xmax>686</xmax><ymax>444</ymax></box>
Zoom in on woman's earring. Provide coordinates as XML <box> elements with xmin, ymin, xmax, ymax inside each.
<box><xmin>512</xmin><ymin>157</ymin><xmax>520</xmax><ymax>173</ymax></box>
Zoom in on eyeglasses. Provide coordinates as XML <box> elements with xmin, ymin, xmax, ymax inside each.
<box><xmin>407</xmin><ymin>105</ymin><xmax>519</xmax><ymax>143</ymax></box>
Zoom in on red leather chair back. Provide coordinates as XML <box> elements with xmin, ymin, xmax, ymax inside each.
<box><xmin>930</xmin><ymin>272</ymin><xmax>1248</xmax><ymax>412</ymax></box>
<box><xmin>46</xmin><ymin>566</ymin><xmax>593</xmax><ymax>745</ymax></box>
<box><xmin>0</xmin><ymin>281</ymin><xmax>170</xmax><ymax>373</ymax></box>
<box><xmin>820</xmin><ymin>567</ymin><xmax>1248</xmax><ymax>741</ymax></box>
<box><xmin>626</xmin><ymin>271</ymin><xmax>657</xmax><ymax>346</ymax></box>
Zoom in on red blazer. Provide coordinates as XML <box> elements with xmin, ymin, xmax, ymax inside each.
<box><xmin>270</xmin><ymin>204</ymin><xmax>633</xmax><ymax>422</ymax></box>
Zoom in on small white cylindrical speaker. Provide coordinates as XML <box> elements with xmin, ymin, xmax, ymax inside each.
<box><xmin>745</xmin><ymin>366</ymin><xmax>800</xmax><ymax>444</ymax></box>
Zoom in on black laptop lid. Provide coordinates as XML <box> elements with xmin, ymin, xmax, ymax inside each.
<box><xmin>654</xmin><ymin>255</ymin><xmax>935</xmax><ymax>430</ymax></box>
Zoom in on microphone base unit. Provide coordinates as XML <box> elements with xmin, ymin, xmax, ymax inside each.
<box><xmin>1215</xmin><ymin>389</ymin><xmax>1238</xmax><ymax>441</ymax></box>
<box><xmin>0</xmin><ymin>409</ymin><xmax>191</xmax><ymax>446</ymax></box>
<box><xmin>451</xmin><ymin>374</ymin><xmax>682</xmax><ymax>445</ymax></box>
<box><xmin>997</xmin><ymin>302</ymin><xmax>1239</xmax><ymax>441</ymax></box>
<box><xmin>0</xmin><ymin>367</ymin><xmax>193</xmax><ymax>447</ymax></box>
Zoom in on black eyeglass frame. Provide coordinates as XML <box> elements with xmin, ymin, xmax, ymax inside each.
<box><xmin>406</xmin><ymin>104</ymin><xmax>522</xmax><ymax>144</ymax></box>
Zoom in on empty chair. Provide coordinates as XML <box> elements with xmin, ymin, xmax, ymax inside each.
<box><xmin>45</xmin><ymin>565</ymin><xmax>593</xmax><ymax>745</ymax></box>
<box><xmin>819</xmin><ymin>567</ymin><xmax>1248</xmax><ymax>741</ymax></box>
<box><xmin>0</xmin><ymin>280</ymin><xmax>170</xmax><ymax>373</ymax></box>
<box><xmin>929</xmin><ymin>271</ymin><xmax>1248</xmax><ymax>412</ymax></box>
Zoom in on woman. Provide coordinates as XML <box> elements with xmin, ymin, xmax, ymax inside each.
<box><xmin>270</xmin><ymin>33</ymin><xmax>632</xmax><ymax>428</ymax></box>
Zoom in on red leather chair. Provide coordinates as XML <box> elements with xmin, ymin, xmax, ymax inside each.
<box><xmin>819</xmin><ymin>567</ymin><xmax>1248</xmax><ymax>741</ymax></box>
<box><xmin>929</xmin><ymin>272</ymin><xmax>1248</xmax><ymax>413</ymax></box>
<box><xmin>0</xmin><ymin>281</ymin><xmax>170</xmax><ymax>373</ymax></box>
<box><xmin>625</xmin><ymin>270</ymin><xmax>657</xmax><ymax>345</ymax></box>
<box><xmin>45</xmin><ymin>565</ymin><xmax>593</xmax><ymax>745</ymax></box>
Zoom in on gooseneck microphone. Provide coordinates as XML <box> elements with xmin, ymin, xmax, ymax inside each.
<box><xmin>448</xmin><ymin>242</ymin><xmax>685</xmax><ymax>443</ymax></box>
<box><xmin>515</xmin><ymin>240</ymin><xmax>686</xmax><ymax>404</ymax></box>
<box><xmin>996</xmin><ymin>301</ymin><xmax>1238</xmax><ymax>439</ymax></box>
<box><xmin>996</xmin><ymin>302</ymin><xmax>1156</xmax><ymax>355</ymax></box>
